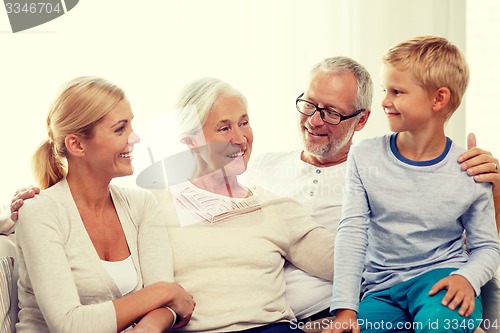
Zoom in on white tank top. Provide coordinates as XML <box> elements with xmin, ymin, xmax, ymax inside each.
<box><xmin>101</xmin><ymin>255</ymin><xmax>137</xmax><ymax>296</ymax></box>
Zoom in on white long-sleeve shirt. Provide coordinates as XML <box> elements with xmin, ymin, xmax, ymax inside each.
<box><xmin>246</xmin><ymin>150</ymin><xmax>344</xmax><ymax>319</ymax></box>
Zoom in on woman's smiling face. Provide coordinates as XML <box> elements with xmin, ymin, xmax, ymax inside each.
<box><xmin>192</xmin><ymin>93</ymin><xmax>253</xmax><ymax>176</ymax></box>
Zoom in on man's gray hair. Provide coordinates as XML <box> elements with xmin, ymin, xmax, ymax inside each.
<box><xmin>310</xmin><ymin>56</ymin><xmax>373</xmax><ymax>111</ymax></box>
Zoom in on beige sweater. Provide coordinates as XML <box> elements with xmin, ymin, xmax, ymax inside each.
<box><xmin>15</xmin><ymin>178</ymin><xmax>173</xmax><ymax>333</ymax></box>
<box><xmin>153</xmin><ymin>183</ymin><xmax>334</xmax><ymax>333</ymax></box>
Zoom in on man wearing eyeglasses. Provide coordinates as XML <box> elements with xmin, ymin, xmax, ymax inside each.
<box><xmin>246</xmin><ymin>56</ymin><xmax>500</xmax><ymax>333</ymax></box>
<box><xmin>246</xmin><ymin>56</ymin><xmax>372</xmax><ymax>333</ymax></box>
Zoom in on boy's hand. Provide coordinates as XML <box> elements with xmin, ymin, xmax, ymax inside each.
<box><xmin>428</xmin><ymin>275</ymin><xmax>475</xmax><ymax>317</ymax></box>
<box><xmin>322</xmin><ymin>309</ymin><xmax>359</xmax><ymax>333</ymax></box>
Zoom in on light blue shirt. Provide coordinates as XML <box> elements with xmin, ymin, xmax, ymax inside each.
<box><xmin>331</xmin><ymin>133</ymin><xmax>500</xmax><ymax>313</ymax></box>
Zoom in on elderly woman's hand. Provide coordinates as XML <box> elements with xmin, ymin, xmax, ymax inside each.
<box><xmin>162</xmin><ymin>282</ymin><xmax>196</xmax><ymax>329</ymax></box>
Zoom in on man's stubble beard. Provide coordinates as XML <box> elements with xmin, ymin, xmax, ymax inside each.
<box><xmin>300</xmin><ymin>122</ymin><xmax>356</xmax><ymax>162</ymax></box>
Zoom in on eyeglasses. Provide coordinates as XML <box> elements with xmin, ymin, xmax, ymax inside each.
<box><xmin>295</xmin><ymin>93</ymin><xmax>365</xmax><ymax>125</ymax></box>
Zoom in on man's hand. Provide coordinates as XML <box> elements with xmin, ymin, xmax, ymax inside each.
<box><xmin>10</xmin><ymin>186</ymin><xmax>40</xmax><ymax>222</ymax></box>
<box><xmin>458</xmin><ymin>133</ymin><xmax>499</xmax><ymax>184</ymax></box>
<box><xmin>458</xmin><ymin>132</ymin><xmax>500</xmax><ymax>233</ymax></box>
<box><xmin>428</xmin><ymin>275</ymin><xmax>476</xmax><ymax>317</ymax></box>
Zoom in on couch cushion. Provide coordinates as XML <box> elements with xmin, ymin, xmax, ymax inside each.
<box><xmin>0</xmin><ymin>256</ymin><xmax>14</xmax><ymax>333</ymax></box>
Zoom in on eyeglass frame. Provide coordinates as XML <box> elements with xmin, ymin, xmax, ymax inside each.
<box><xmin>295</xmin><ymin>93</ymin><xmax>366</xmax><ymax>125</ymax></box>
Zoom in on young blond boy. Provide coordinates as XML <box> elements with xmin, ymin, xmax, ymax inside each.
<box><xmin>326</xmin><ymin>36</ymin><xmax>500</xmax><ymax>333</ymax></box>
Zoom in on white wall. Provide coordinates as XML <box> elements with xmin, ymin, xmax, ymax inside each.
<box><xmin>466</xmin><ymin>0</ymin><xmax>500</xmax><ymax>160</ymax></box>
<box><xmin>347</xmin><ymin>0</ymin><xmax>467</xmax><ymax>145</ymax></box>
<box><xmin>1</xmin><ymin>0</ymin><xmax>496</xmax><ymax>203</ymax></box>
<box><xmin>0</xmin><ymin>0</ymin><xmax>350</xmax><ymax>199</ymax></box>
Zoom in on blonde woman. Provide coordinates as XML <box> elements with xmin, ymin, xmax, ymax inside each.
<box><xmin>15</xmin><ymin>77</ymin><xmax>195</xmax><ymax>333</ymax></box>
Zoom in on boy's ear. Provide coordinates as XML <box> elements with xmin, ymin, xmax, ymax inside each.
<box><xmin>432</xmin><ymin>87</ymin><xmax>451</xmax><ymax>112</ymax></box>
<box><xmin>64</xmin><ymin>134</ymin><xmax>85</xmax><ymax>157</ymax></box>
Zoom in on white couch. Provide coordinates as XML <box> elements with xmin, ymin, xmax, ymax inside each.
<box><xmin>0</xmin><ymin>236</ymin><xmax>18</xmax><ymax>333</ymax></box>
<box><xmin>0</xmin><ymin>234</ymin><xmax>495</xmax><ymax>333</ymax></box>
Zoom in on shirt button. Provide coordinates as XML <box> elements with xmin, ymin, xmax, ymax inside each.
<box><xmin>309</xmin><ymin>192</ymin><xmax>314</xmax><ymax>196</ymax></box>
<box><xmin>313</xmin><ymin>179</ymin><xmax>318</xmax><ymax>184</ymax></box>
<box><xmin>316</xmin><ymin>169</ymin><xmax>321</xmax><ymax>174</ymax></box>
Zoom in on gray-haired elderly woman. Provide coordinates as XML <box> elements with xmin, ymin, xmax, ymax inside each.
<box><xmin>150</xmin><ymin>77</ymin><xmax>334</xmax><ymax>333</ymax></box>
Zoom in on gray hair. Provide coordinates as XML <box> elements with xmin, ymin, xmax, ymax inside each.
<box><xmin>310</xmin><ymin>56</ymin><xmax>373</xmax><ymax>111</ymax></box>
<box><xmin>175</xmin><ymin>77</ymin><xmax>248</xmax><ymax>139</ymax></box>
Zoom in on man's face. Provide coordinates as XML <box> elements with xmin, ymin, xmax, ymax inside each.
<box><xmin>298</xmin><ymin>70</ymin><xmax>368</xmax><ymax>166</ymax></box>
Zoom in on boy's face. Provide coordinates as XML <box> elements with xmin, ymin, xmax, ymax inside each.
<box><xmin>380</xmin><ymin>64</ymin><xmax>435</xmax><ymax>133</ymax></box>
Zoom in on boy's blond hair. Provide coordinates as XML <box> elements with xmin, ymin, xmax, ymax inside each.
<box><xmin>382</xmin><ymin>35</ymin><xmax>469</xmax><ymax>115</ymax></box>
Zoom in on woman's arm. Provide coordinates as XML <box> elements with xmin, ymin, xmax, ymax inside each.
<box><xmin>17</xmin><ymin>191</ymin><xmax>193</xmax><ymax>333</ymax></box>
<box><xmin>113</xmin><ymin>282</ymin><xmax>188</xmax><ymax>331</ymax></box>
<box><xmin>281</xmin><ymin>208</ymin><xmax>334</xmax><ymax>281</ymax></box>
<box><xmin>134</xmin><ymin>189</ymin><xmax>195</xmax><ymax>328</ymax></box>
<box><xmin>132</xmin><ymin>307</ymin><xmax>175</xmax><ymax>333</ymax></box>
<box><xmin>17</xmin><ymin>197</ymin><xmax>117</xmax><ymax>332</ymax></box>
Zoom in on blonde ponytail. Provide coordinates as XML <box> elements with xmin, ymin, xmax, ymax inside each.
<box><xmin>32</xmin><ymin>139</ymin><xmax>67</xmax><ymax>189</ymax></box>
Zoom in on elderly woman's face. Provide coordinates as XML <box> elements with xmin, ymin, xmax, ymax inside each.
<box><xmin>192</xmin><ymin>94</ymin><xmax>253</xmax><ymax>176</ymax></box>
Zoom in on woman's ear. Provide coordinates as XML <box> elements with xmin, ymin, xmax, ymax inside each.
<box><xmin>181</xmin><ymin>136</ymin><xmax>200</xmax><ymax>153</ymax></box>
<box><xmin>65</xmin><ymin>134</ymin><xmax>85</xmax><ymax>157</ymax></box>
<box><xmin>432</xmin><ymin>87</ymin><xmax>451</xmax><ymax>112</ymax></box>
<box><xmin>181</xmin><ymin>136</ymin><xmax>194</xmax><ymax>148</ymax></box>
